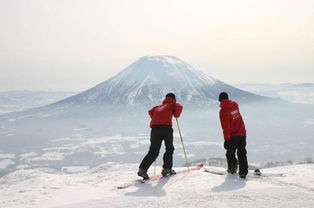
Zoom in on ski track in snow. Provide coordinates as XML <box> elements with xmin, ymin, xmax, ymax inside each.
<box><xmin>1</xmin><ymin>163</ymin><xmax>314</xmax><ymax>208</ymax></box>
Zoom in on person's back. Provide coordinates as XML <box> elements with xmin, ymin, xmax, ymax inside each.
<box><xmin>138</xmin><ymin>93</ymin><xmax>183</xmax><ymax>179</ymax></box>
<box><xmin>149</xmin><ymin>96</ymin><xmax>182</xmax><ymax>127</ymax></box>
<box><xmin>219</xmin><ymin>99</ymin><xmax>246</xmax><ymax>140</ymax></box>
<box><xmin>218</xmin><ymin>92</ymin><xmax>248</xmax><ymax>178</ymax></box>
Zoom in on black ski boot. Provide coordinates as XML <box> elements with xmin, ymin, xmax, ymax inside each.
<box><xmin>254</xmin><ymin>169</ymin><xmax>261</xmax><ymax>176</ymax></box>
<box><xmin>161</xmin><ymin>168</ymin><xmax>176</xmax><ymax>177</ymax></box>
<box><xmin>239</xmin><ymin>173</ymin><xmax>246</xmax><ymax>179</ymax></box>
<box><xmin>137</xmin><ymin>169</ymin><xmax>149</xmax><ymax>180</ymax></box>
<box><xmin>227</xmin><ymin>165</ymin><xmax>238</xmax><ymax>174</ymax></box>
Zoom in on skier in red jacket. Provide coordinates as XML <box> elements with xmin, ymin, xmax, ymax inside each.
<box><xmin>138</xmin><ymin>93</ymin><xmax>183</xmax><ymax>179</ymax></box>
<box><xmin>219</xmin><ymin>92</ymin><xmax>248</xmax><ymax>178</ymax></box>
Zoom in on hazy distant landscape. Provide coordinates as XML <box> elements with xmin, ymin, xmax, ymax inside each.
<box><xmin>0</xmin><ymin>91</ymin><xmax>77</xmax><ymax>114</ymax></box>
<box><xmin>1</xmin><ymin>82</ymin><xmax>313</xmax><ymax>115</ymax></box>
<box><xmin>235</xmin><ymin>83</ymin><xmax>314</xmax><ymax>104</ymax></box>
<box><xmin>1</xmin><ymin>56</ymin><xmax>313</xmax><ymax>178</ymax></box>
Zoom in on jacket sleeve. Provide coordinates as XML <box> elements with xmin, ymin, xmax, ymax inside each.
<box><xmin>148</xmin><ymin>107</ymin><xmax>155</xmax><ymax>118</ymax></box>
<box><xmin>173</xmin><ymin>103</ymin><xmax>183</xmax><ymax>118</ymax></box>
<box><xmin>220</xmin><ymin>109</ymin><xmax>231</xmax><ymax>141</ymax></box>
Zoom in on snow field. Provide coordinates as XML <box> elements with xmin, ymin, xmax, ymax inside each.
<box><xmin>1</xmin><ymin>163</ymin><xmax>314</xmax><ymax>208</ymax></box>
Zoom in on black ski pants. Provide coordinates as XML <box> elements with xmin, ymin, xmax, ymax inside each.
<box><xmin>139</xmin><ymin>125</ymin><xmax>174</xmax><ymax>171</ymax></box>
<box><xmin>226</xmin><ymin>136</ymin><xmax>248</xmax><ymax>175</ymax></box>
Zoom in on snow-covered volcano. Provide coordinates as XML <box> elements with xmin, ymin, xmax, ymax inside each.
<box><xmin>0</xmin><ymin>55</ymin><xmax>272</xmax><ymax>147</ymax></box>
<box><xmin>56</xmin><ymin>56</ymin><xmax>266</xmax><ymax>107</ymax></box>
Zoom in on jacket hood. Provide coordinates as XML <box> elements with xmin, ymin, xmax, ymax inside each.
<box><xmin>220</xmin><ymin>99</ymin><xmax>238</xmax><ymax>108</ymax></box>
<box><xmin>162</xmin><ymin>96</ymin><xmax>175</xmax><ymax>104</ymax></box>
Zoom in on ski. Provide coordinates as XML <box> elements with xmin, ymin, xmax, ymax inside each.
<box><xmin>204</xmin><ymin>169</ymin><xmax>225</xmax><ymax>175</ymax></box>
<box><xmin>204</xmin><ymin>168</ymin><xmax>283</xmax><ymax>178</ymax></box>
<box><xmin>117</xmin><ymin>163</ymin><xmax>203</xmax><ymax>189</ymax></box>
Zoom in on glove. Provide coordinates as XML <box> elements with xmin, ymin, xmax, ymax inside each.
<box><xmin>224</xmin><ymin>140</ymin><xmax>231</xmax><ymax>150</ymax></box>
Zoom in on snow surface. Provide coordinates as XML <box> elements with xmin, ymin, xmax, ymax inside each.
<box><xmin>1</xmin><ymin>163</ymin><xmax>314</xmax><ymax>208</ymax></box>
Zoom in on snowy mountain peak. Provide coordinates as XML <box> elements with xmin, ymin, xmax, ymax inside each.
<box><xmin>142</xmin><ymin>55</ymin><xmax>187</xmax><ymax>66</ymax></box>
<box><xmin>58</xmin><ymin>56</ymin><xmax>266</xmax><ymax>106</ymax></box>
<box><xmin>112</xmin><ymin>55</ymin><xmax>212</xmax><ymax>84</ymax></box>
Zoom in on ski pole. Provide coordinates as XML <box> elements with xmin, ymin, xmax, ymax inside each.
<box><xmin>154</xmin><ymin>160</ymin><xmax>156</xmax><ymax>175</ymax></box>
<box><xmin>175</xmin><ymin>118</ymin><xmax>189</xmax><ymax>171</ymax></box>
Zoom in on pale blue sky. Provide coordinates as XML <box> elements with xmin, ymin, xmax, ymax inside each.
<box><xmin>0</xmin><ymin>0</ymin><xmax>313</xmax><ymax>91</ymax></box>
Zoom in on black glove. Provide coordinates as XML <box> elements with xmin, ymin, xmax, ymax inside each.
<box><xmin>224</xmin><ymin>140</ymin><xmax>231</xmax><ymax>150</ymax></box>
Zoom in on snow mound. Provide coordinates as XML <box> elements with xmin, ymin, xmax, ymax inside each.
<box><xmin>1</xmin><ymin>163</ymin><xmax>314</xmax><ymax>208</ymax></box>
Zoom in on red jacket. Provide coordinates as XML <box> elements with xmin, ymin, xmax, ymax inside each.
<box><xmin>219</xmin><ymin>99</ymin><xmax>246</xmax><ymax>141</ymax></box>
<box><xmin>149</xmin><ymin>97</ymin><xmax>183</xmax><ymax>127</ymax></box>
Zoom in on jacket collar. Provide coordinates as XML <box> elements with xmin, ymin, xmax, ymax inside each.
<box><xmin>220</xmin><ymin>99</ymin><xmax>237</xmax><ymax>108</ymax></box>
<box><xmin>162</xmin><ymin>96</ymin><xmax>175</xmax><ymax>104</ymax></box>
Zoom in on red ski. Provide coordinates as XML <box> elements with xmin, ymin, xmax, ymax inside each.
<box><xmin>117</xmin><ymin>163</ymin><xmax>203</xmax><ymax>189</ymax></box>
